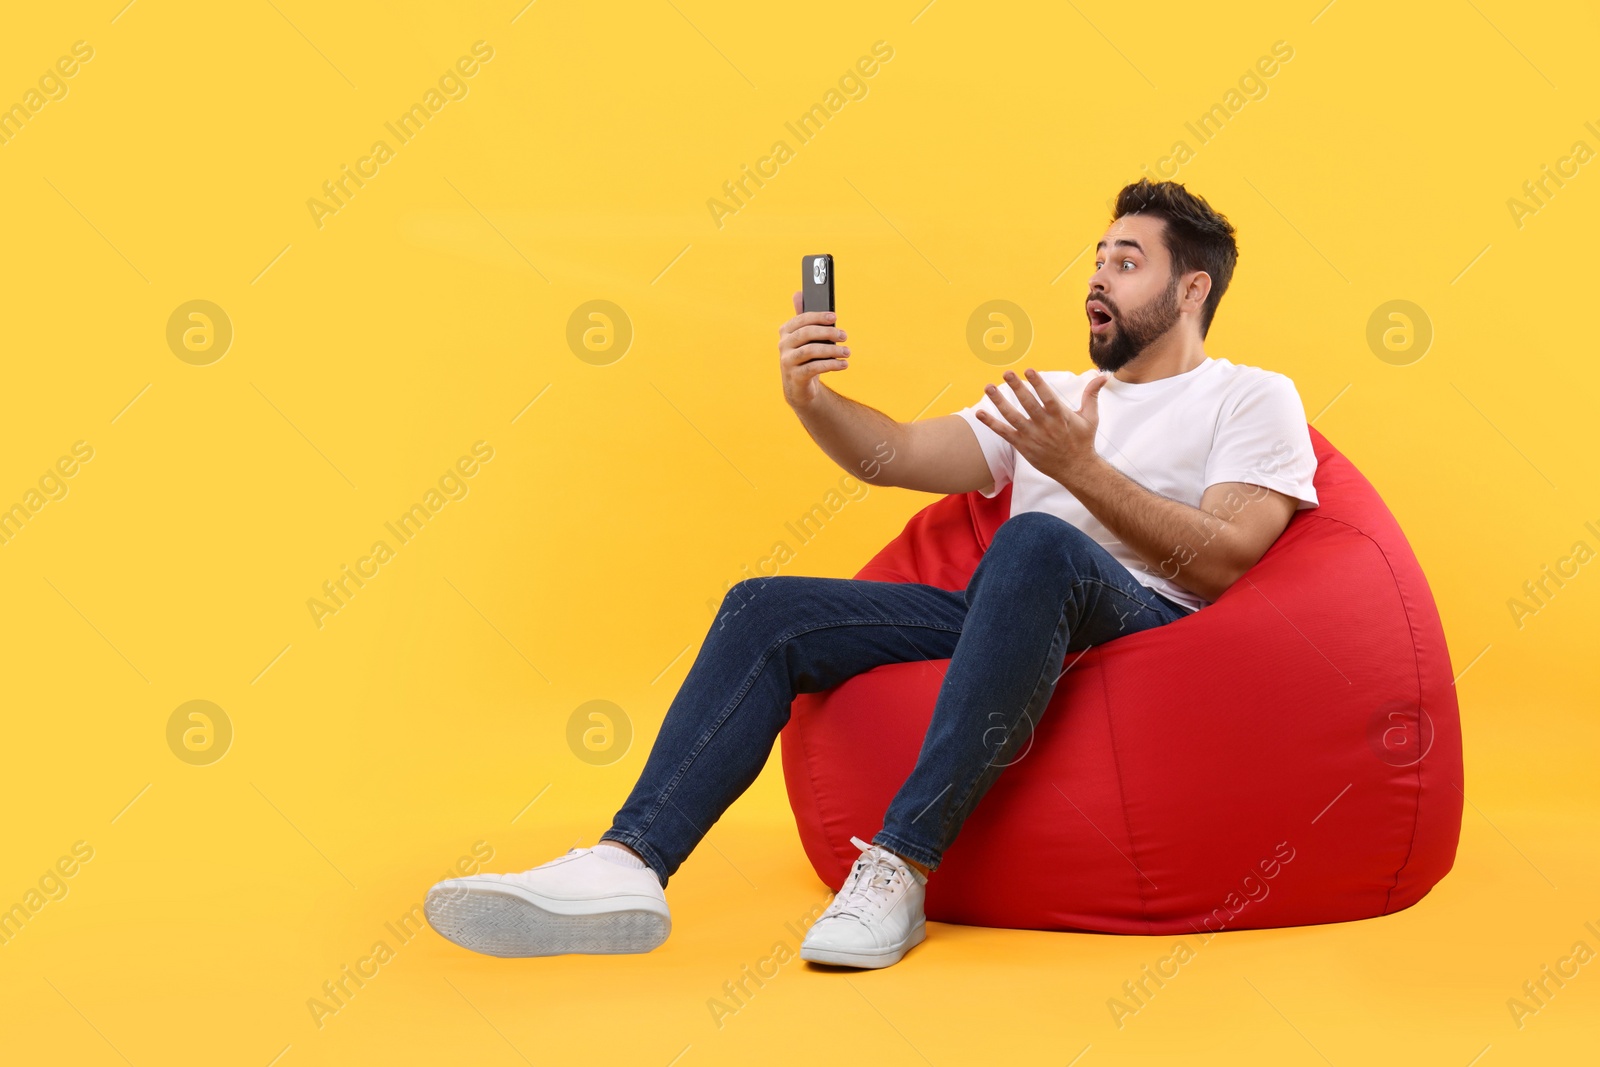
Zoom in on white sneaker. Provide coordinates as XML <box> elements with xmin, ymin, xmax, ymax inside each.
<box><xmin>425</xmin><ymin>845</ymin><xmax>671</xmax><ymax>958</ymax></box>
<box><xmin>799</xmin><ymin>836</ymin><xmax>929</xmax><ymax>969</ymax></box>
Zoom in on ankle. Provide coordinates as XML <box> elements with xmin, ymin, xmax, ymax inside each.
<box><xmin>595</xmin><ymin>840</ymin><xmax>646</xmax><ymax>864</ymax></box>
<box><xmin>886</xmin><ymin>847</ymin><xmax>931</xmax><ymax>879</ymax></box>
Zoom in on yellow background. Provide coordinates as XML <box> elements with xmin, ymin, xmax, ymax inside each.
<box><xmin>2</xmin><ymin>1</ymin><xmax>1596</xmax><ymax>1063</ymax></box>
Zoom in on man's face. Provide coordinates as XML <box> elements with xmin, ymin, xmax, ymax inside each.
<box><xmin>1085</xmin><ymin>213</ymin><xmax>1184</xmax><ymax>373</ymax></box>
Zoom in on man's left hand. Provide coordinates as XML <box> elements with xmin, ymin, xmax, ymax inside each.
<box><xmin>974</xmin><ymin>368</ymin><xmax>1109</xmax><ymax>489</ymax></box>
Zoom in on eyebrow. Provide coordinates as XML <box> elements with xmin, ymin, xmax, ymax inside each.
<box><xmin>1095</xmin><ymin>238</ymin><xmax>1145</xmax><ymax>255</ymax></box>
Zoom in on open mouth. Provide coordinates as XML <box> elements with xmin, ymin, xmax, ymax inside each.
<box><xmin>1088</xmin><ymin>306</ymin><xmax>1114</xmax><ymax>332</ymax></box>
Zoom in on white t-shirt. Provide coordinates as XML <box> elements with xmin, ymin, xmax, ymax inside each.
<box><xmin>952</xmin><ymin>356</ymin><xmax>1319</xmax><ymax>613</ymax></box>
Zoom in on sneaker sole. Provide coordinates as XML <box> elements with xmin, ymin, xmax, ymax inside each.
<box><xmin>425</xmin><ymin>883</ymin><xmax>670</xmax><ymax>958</ymax></box>
<box><xmin>799</xmin><ymin>921</ymin><xmax>926</xmax><ymax>969</ymax></box>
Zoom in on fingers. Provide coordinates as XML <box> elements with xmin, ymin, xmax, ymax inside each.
<box><xmin>787</xmin><ymin>323</ymin><xmax>847</xmax><ymax>346</ymax></box>
<box><xmin>995</xmin><ymin>370</ymin><xmax>1050</xmax><ymax>418</ymax></box>
<box><xmin>973</xmin><ymin>408</ymin><xmax>1014</xmax><ymax>442</ymax></box>
<box><xmin>780</xmin><ymin>298</ymin><xmax>849</xmax><ymax>391</ymax></box>
<box><xmin>1000</xmin><ymin>372</ymin><xmax>1041</xmax><ymax>417</ymax></box>
<box><xmin>781</xmin><ymin>308</ymin><xmax>838</xmax><ymax>336</ymax></box>
<box><xmin>1015</xmin><ymin>369</ymin><xmax>1063</xmax><ymax>413</ymax></box>
<box><xmin>779</xmin><ymin>323</ymin><xmax>849</xmax><ymax>363</ymax></box>
<box><xmin>794</xmin><ymin>357</ymin><xmax>850</xmax><ymax>379</ymax></box>
<box><xmin>983</xmin><ymin>378</ymin><xmax>1030</xmax><ymax>424</ymax></box>
<box><xmin>787</xmin><ymin>341</ymin><xmax>851</xmax><ymax>364</ymax></box>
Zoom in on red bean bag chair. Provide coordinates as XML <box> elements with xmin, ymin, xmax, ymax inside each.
<box><xmin>779</xmin><ymin>425</ymin><xmax>1462</xmax><ymax>934</ymax></box>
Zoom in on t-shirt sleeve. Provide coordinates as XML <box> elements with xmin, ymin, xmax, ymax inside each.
<box><xmin>951</xmin><ymin>382</ymin><xmax>1022</xmax><ymax>499</ymax></box>
<box><xmin>1204</xmin><ymin>373</ymin><xmax>1320</xmax><ymax>510</ymax></box>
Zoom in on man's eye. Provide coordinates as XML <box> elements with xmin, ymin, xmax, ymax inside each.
<box><xmin>1121</xmin><ymin>260</ymin><xmax>1135</xmax><ymax>270</ymax></box>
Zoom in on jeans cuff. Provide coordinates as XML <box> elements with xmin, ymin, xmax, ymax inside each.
<box><xmin>869</xmin><ymin>831</ymin><xmax>940</xmax><ymax>874</ymax></box>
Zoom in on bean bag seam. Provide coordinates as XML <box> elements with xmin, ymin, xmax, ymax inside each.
<box><xmin>1290</xmin><ymin>511</ymin><xmax>1430</xmax><ymax>914</ymax></box>
<box><xmin>1098</xmin><ymin>656</ymin><xmax>1152</xmax><ymax>931</ymax></box>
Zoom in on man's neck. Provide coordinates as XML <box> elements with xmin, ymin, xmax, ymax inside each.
<box><xmin>1110</xmin><ymin>333</ymin><xmax>1208</xmax><ymax>384</ymax></box>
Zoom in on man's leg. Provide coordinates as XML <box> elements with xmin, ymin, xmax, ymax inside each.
<box><xmin>870</xmin><ymin>511</ymin><xmax>1188</xmax><ymax>874</ymax></box>
<box><xmin>426</xmin><ymin>575</ymin><xmax>968</xmax><ymax>959</ymax></box>
<box><xmin>600</xmin><ymin>574</ymin><xmax>968</xmax><ymax>887</ymax></box>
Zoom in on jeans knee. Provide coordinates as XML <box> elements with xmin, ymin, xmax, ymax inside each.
<box><xmin>716</xmin><ymin>575</ymin><xmax>777</xmax><ymax>628</ymax></box>
<box><xmin>967</xmin><ymin>512</ymin><xmax>1098</xmax><ymax>607</ymax></box>
<box><xmin>990</xmin><ymin>511</ymin><xmax>1092</xmax><ymax>566</ymax></box>
<box><xmin>713</xmin><ymin>574</ymin><xmax>816</xmax><ymax>636</ymax></box>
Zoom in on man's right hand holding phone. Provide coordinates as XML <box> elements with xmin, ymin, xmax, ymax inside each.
<box><xmin>778</xmin><ymin>290</ymin><xmax>850</xmax><ymax>410</ymax></box>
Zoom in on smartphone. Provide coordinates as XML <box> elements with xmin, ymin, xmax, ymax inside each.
<box><xmin>802</xmin><ymin>253</ymin><xmax>835</xmax><ymax>315</ymax></box>
<box><xmin>801</xmin><ymin>254</ymin><xmax>837</xmax><ymax>363</ymax></box>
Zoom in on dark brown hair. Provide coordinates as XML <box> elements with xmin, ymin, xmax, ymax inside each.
<box><xmin>1111</xmin><ymin>178</ymin><xmax>1238</xmax><ymax>338</ymax></box>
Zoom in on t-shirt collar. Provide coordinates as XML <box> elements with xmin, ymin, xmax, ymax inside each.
<box><xmin>1102</xmin><ymin>356</ymin><xmax>1217</xmax><ymax>395</ymax></box>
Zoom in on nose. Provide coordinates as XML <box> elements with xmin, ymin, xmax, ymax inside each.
<box><xmin>1087</xmin><ymin>261</ymin><xmax>1111</xmax><ymax>296</ymax></box>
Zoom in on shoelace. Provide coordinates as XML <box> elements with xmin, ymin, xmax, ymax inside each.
<box><xmin>825</xmin><ymin>836</ymin><xmax>911</xmax><ymax>922</ymax></box>
<box><xmin>528</xmin><ymin>846</ymin><xmax>585</xmax><ymax>871</ymax></box>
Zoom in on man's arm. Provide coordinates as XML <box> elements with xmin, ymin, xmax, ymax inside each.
<box><xmin>789</xmin><ymin>387</ymin><xmax>1001</xmax><ymax>494</ymax></box>
<box><xmin>788</xmin><ymin>383</ymin><xmax>908</xmax><ymax>486</ymax></box>
<box><xmin>1059</xmin><ymin>457</ymin><xmax>1297</xmax><ymax>603</ymax></box>
<box><xmin>778</xmin><ymin>292</ymin><xmax>993</xmax><ymax>492</ymax></box>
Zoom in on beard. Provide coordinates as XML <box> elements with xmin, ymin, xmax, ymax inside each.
<box><xmin>1088</xmin><ymin>273</ymin><xmax>1182</xmax><ymax>373</ymax></box>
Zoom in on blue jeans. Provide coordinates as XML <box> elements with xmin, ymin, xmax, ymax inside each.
<box><xmin>600</xmin><ymin>511</ymin><xmax>1190</xmax><ymax>888</ymax></box>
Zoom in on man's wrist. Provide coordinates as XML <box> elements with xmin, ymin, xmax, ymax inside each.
<box><xmin>787</xmin><ymin>381</ymin><xmax>835</xmax><ymax>415</ymax></box>
<box><xmin>1055</xmin><ymin>451</ymin><xmax>1110</xmax><ymax>496</ymax></box>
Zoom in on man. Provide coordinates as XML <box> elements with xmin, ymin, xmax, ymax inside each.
<box><xmin>425</xmin><ymin>178</ymin><xmax>1319</xmax><ymax>970</ymax></box>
